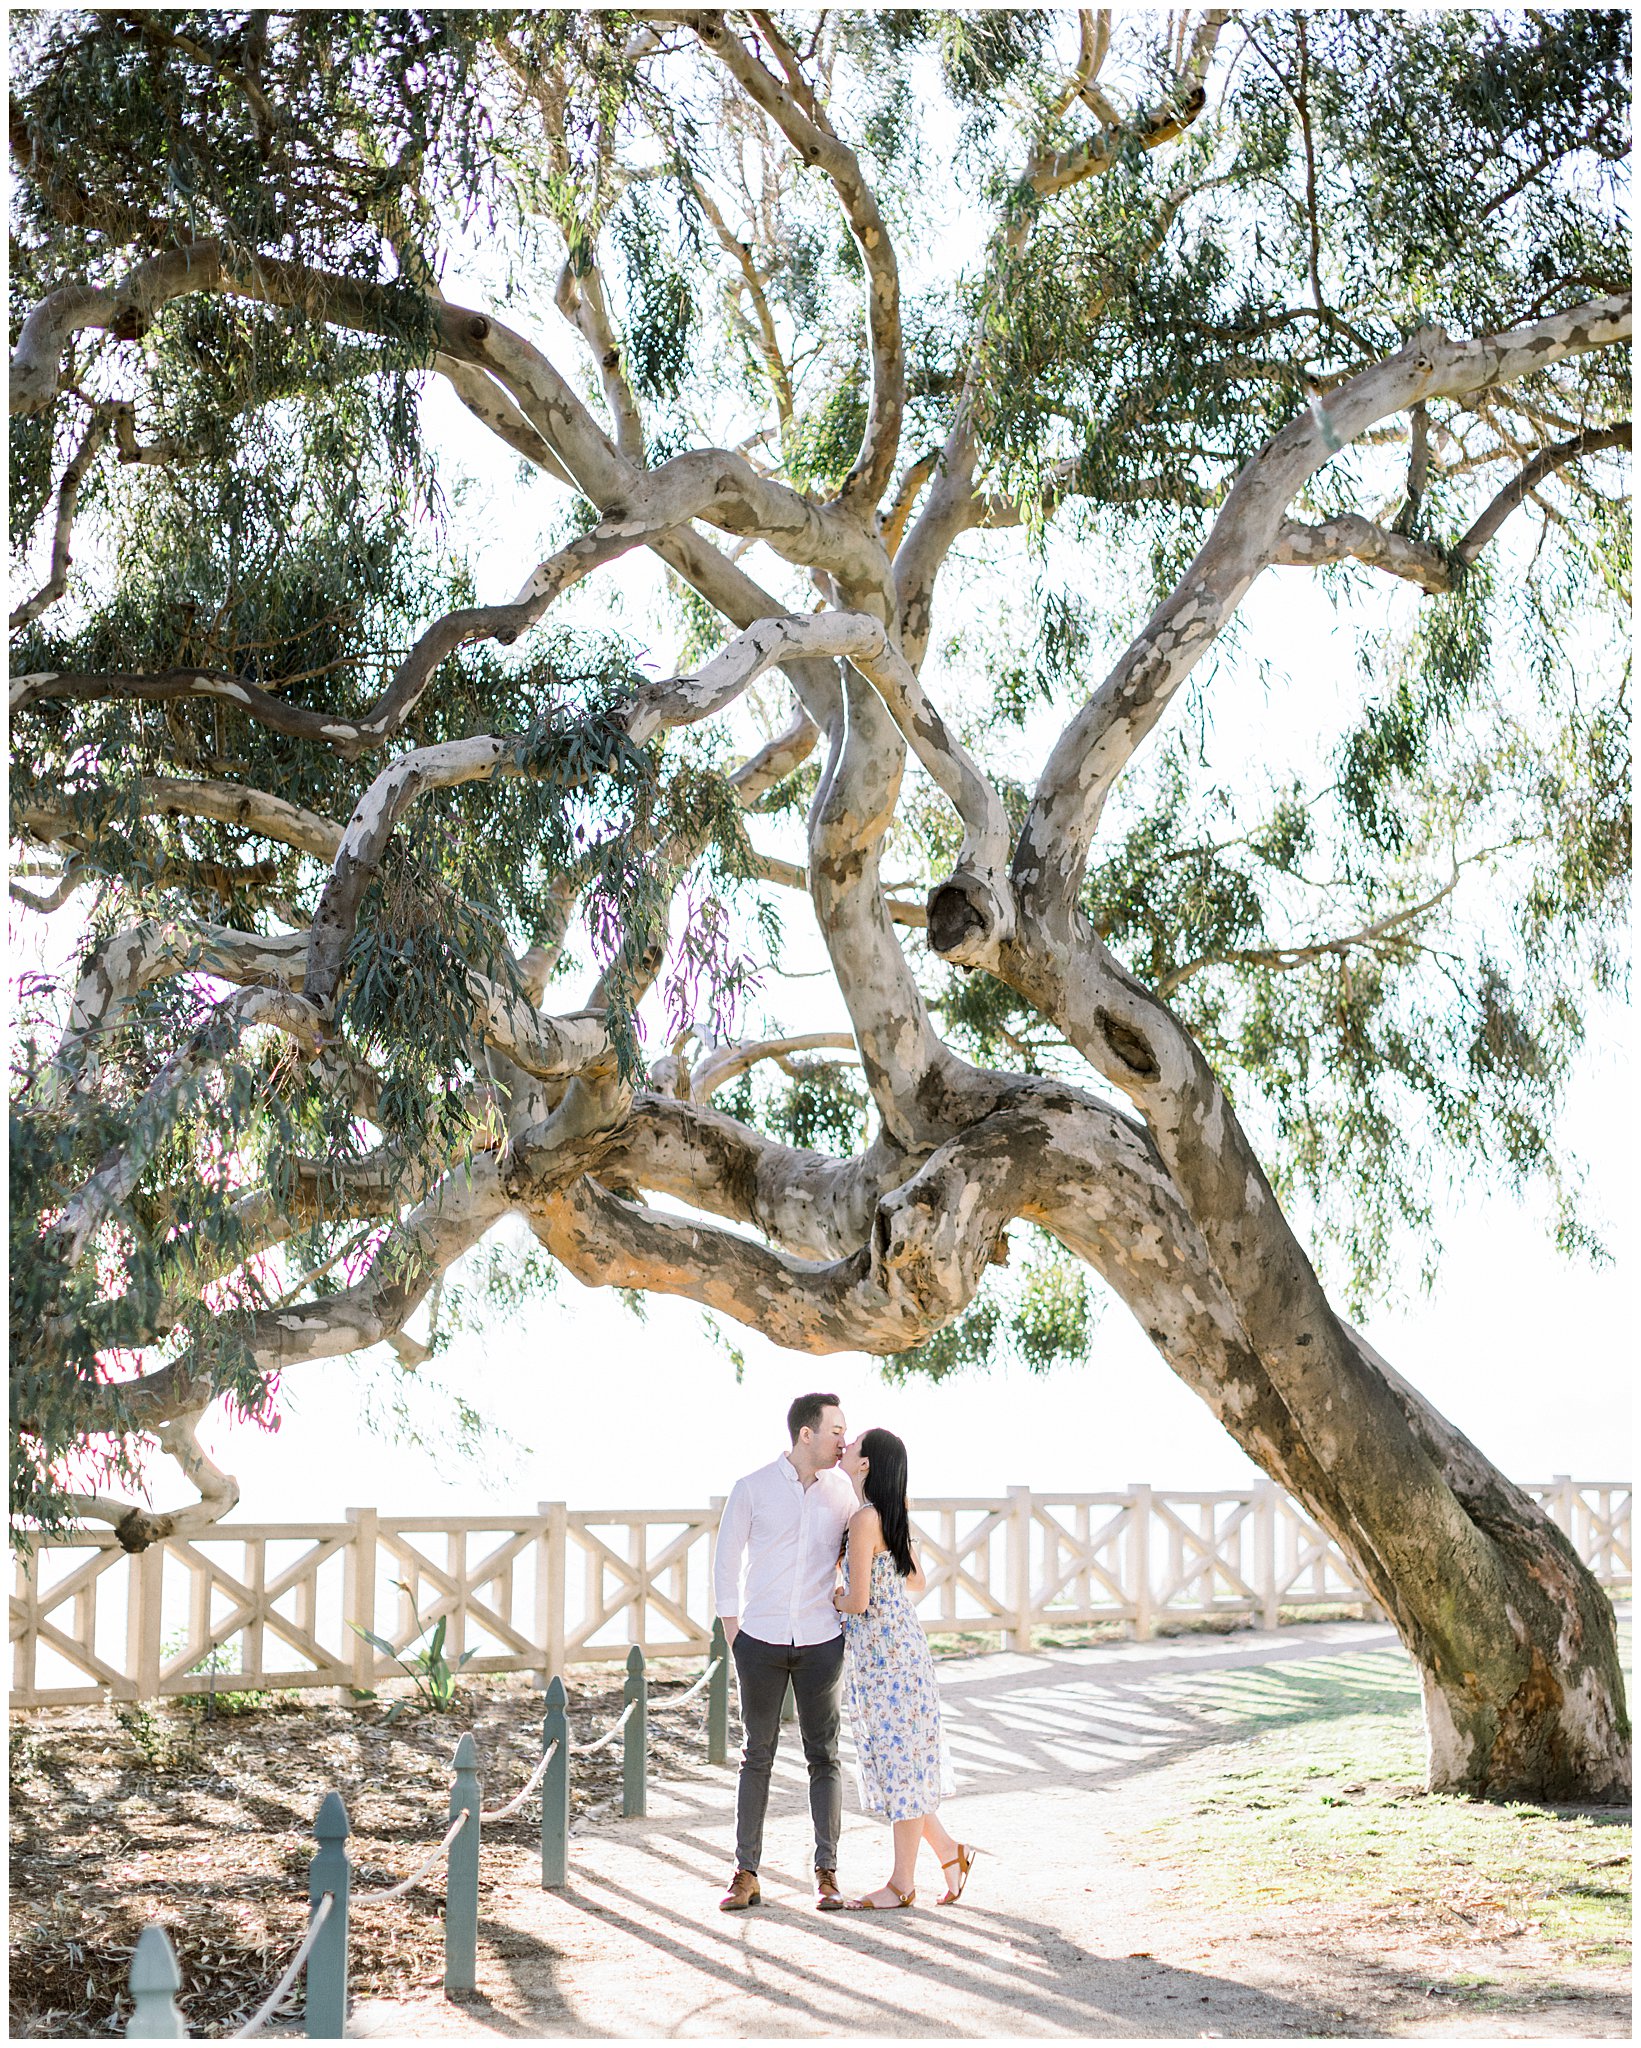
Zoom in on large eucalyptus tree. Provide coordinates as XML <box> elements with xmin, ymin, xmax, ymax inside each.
<box><xmin>9</xmin><ymin>9</ymin><xmax>1630</xmax><ymax>1799</ymax></box>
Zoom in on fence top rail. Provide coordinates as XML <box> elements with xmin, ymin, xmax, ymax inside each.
<box><xmin>377</xmin><ymin>1515</ymin><xmax>551</xmax><ymax>1536</ymax></box>
<box><xmin>15</xmin><ymin>1522</ymin><xmax>359</xmax><ymax>1553</ymax></box>
<box><xmin>1523</xmin><ymin>1481</ymin><xmax>1632</xmax><ymax>1494</ymax></box>
<box><xmin>10</xmin><ymin>1483</ymin><xmax>1628</xmax><ymax>1556</ymax></box>
<box><xmin>1151</xmin><ymin>1490</ymin><xmax>1274</xmax><ymax>1506</ymax></box>
<box><xmin>1026</xmin><ymin>1493</ymin><xmax>1144</xmax><ymax>1510</ymax></box>
<box><xmin>565</xmin><ymin>1508</ymin><xmax>720</xmax><ymax>1528</ymax></box>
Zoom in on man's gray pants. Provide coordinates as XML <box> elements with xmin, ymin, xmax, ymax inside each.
<box><xmin>730</xmin><ymin>1629</ymin><xmax>845</xmax><ymax>1873</ymax></box>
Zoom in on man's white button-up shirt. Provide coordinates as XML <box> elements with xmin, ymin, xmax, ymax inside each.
<box><xmin>713</xmin><ymin>1454</ymin><xmax>856</xmax><ymax>1646</ymax></box>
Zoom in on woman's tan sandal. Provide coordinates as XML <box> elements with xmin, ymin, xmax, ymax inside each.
<box><xmin>851</xmin><ymin>1884</ymin><xmax>915</xmax><ymax>1909</ymax></box>
<box><xmin>938</xmin><ymin>1844</ymin><xmax>979</xmax><ymax>1905</ymax></box>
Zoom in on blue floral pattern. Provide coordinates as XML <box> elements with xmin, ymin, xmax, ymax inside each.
<box><xmin>842</xmin><ymin>1549</ymin><xmax>955</xmax><ymax>1822</ymax></box>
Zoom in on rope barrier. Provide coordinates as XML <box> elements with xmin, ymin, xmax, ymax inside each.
<box><xmin>647</xmin><ymin>1656</ymin><xmax>723</xmax><ymax>1710</ymax></box>
<box><xmin>130</xmin><ymin>1645</ymin><xmax>731</xmax><ymax>2032</ymax></box>
<box><xmin>479</xmin><ymin>1737</ymin><xmax>560</xmax><ymax>1822</ymax></box>
<box><xmin>352</xmin><ymin>1807</ymin><xmax>469</xmax><ymax>1902</ymax></box>
<box><xmin>227</xmin><ymin>1891</ymin><xmax>335</xmax><ymax>2039</ymax></box>
<box><xmin>576</xmin><ymin>1697</ymin><xmax>637</xmax><ymax>1756</ymax></box>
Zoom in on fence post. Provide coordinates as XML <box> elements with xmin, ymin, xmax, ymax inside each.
<box><xmin>126</xmin><ymin>1541</ymin><xmax>164</xmax><ymax>1703</ymax></box>
<box><xmin>707</xmin><ymin>1618</ymin><xmax>729</xmax><ymax>1767</ymax></box>
<box><xmin>306</xmin><ymin>1791</ymin><xmax>350</xmax><ymax>2039</ymax></box>
<box><xmin>538</xmin><ymin>1501</ymin><xmax>567</xmax><ymax>1686</ymax></box>
<box><xmin>126</xmin><ymin>1923</ymin><xmax>186</xmax><ymax>2038</ymax></box>
<box><xmin>541</xmin><ymin>1677</ymin><xmax>570</xmax><ymax>1888</ymax></box>
<box><xmin>1006</xmin><ymin>1485</ymin><xmax>1032</xmax><ymax>1651</ymax></box>
<box><xmin>344</xmin><ymin>1508</ymin><xmax>378</xmax><ymax>1694</ymax></box>
<box><xmin>446</xmin><ymin>1732</ymin><xmax>481</xmax><ymax>1993</ymax></box>
<box><xmin>1255</xmin><ymin>1481</ymin><xmax>1279</xmax><ymax>1631</ymax></box>
<box><xmin>623</xmin><ymin>1645</ymin><xmax>648</xmax><ymax>1818</ymax></box>
<box><xmin>1129</xmin><ymin>1485</ymin><xmax>1153</xmax><ymax>1641</ymax></box>
<box><xmin>1550</xmin><ymin>1474</ymin><xmax>1575</xmax><ymax>1540</ymax></box>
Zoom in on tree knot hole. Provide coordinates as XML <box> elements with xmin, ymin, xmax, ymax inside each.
<box><xmin>1097</xmin><ymin>1009</ymin><xmax>1159</xmax><ymax>1079</ymax></box>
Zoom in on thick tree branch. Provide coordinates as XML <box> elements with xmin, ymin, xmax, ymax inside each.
<box><xmin>1273</xmin><ymin>514</ymin><xmax>1452</xmax><ymax>593</ymax></box>
<box><xmin>44</xmin><ymin>1156</ymin><xmax>510</xmax><ymax>1439</ymax></box>
<box><xmin>523</xmin><ymin>1095</ymin><xmax>1077</xmax><ymax>1352</ymax></box>
<box><xmin>19</xmin><ymin>778</ymin><xmax>345</xmax><ymax>865</ymax></box>
<box><xmin>9</xmin><ymin>239</ymin><xmax>892</xmax><ymax>596</ymax></box>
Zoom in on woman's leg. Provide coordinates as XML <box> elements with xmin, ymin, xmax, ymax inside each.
<box><xmin>859</xmin><ymin>1817</ymin><xmax>923</xmax><ymax>1904</ymax></box>
<box><xmin>889</xmin><ymin>1816</ymin><xmax>922</xmax><ymax>1894</ymax></box>
<box><xmin>920</xmin><ymin>1810</ymin><xmax>960</xmax><ymax>1868</ymax></box>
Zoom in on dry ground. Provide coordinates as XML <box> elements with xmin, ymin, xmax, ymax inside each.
<box><xmin>9</xmin><ymin>1663</ymin><xmax>690</xmax><ymax>2037</ymax></box>
<box><xmin>9</xmin><ymin>1616</ymin><xmax>1631</xmax><ymax>2039</ymax></box>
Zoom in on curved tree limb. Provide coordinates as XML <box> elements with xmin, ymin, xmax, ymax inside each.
<box><xmin>1006</xmin><ymin>293</ymin><xmax>1633</xmax><ymax>955</ymax></box>
<box><xmin>12</xmin><ymin>517</ymin><xmax>659</xmax><ymax>753</ymax></box>
<box><xmin>18</xmin><ymin>778</ymin><xmax>345</xmax><ymax>866</ymax></box>
<box><xmin>1273</xmin><ymin>514</ymin><xmax>1452</xmax><ymax>592</ymax></box>
<box><xmin>41</xmin><ymin>1155</ymin><xmax>511</xmax><ymax>1442</ymax></box>
<box><xmin>682</xmin><ymin>1030</ymin><xmax>859</xmax><ymax>1104</ymax></box>
<box><xmin>1454</xmin><ymin>421</ymin><xmax>1631</xmax><ymax>566</ymax></box>
<box><xmin>9</xmin><ymin>405</ymin><xmax>109</xmax><ymax>631</ymax></box>
<box><xmin>52</xmin><ymin>1410</ymin><xmax>241</xmax><ymax>1552</ymax></box>
<box><xmin>523</xmin><ymin>1096</ymin><xmax>1072</xmax><ymax>1352</ymax></box>
<box><xmin>1025</xmin><ymin>10</ymin><xmax>1228</xmax><ymax>197</ymax></box>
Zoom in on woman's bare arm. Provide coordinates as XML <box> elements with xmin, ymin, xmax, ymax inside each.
<box><xmin>834</xmin><ymin>1505</ymin><xmax>879</xmax><ymax>1614</ymax></box>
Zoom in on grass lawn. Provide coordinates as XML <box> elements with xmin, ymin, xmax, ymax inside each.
<box><xmin>1134</xmin><ymin>1612</ymin><xmax>1632</xmax><ymax>2007</ymax></box>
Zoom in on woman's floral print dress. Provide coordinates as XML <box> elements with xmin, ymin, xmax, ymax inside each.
<box><xmin>842</xmin><ymin>1549</ymin><xmax>956</xmax><ymax>1821</ymax></box>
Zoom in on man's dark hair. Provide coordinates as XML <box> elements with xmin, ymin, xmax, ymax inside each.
<box><xmin>787</xmin><ymin>1392</ymin><xmax>841</xmax><ymax>1442</ymax></box>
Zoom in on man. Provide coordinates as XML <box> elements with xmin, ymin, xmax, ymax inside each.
<box><xmin>712</xmin><ymin>1392</ymin><xmax>856</xmax><ymax>1911</ymax></box>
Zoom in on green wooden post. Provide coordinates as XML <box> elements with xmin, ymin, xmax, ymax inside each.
<box><xmin>306</xmin><ymin>1791</ymin><xmax>350</xmax><ymax>2039</ymax></box>
<box><xmin>541</xmin><ymin>1677</ymin><xmax>570</xmax><ymax>1888</ymax></box>
<box><xmin>707</xmin><ymin>1618</ymin><xmax>729</xmax><ymax>1767</ymax></box>
<box><xmin>622</xmin><ymin>1644</ymin><xmax>647</xmax><ymax>1819</ymax></box>
<box><xmin>126</xmin><ymin>1924</ymin><xmax>186</xmax><ymax>2038</ymax></box>
<box><xmin>445</xmin><ymin>1732</ymin><xmax>481</xmax><ymax>1993</ymax></box>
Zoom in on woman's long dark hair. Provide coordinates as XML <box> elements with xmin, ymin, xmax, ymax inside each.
<box><xmin>860</xmin><ymin>1428</ymin><xmax>915</xmax><ymax>1576</ymax></box>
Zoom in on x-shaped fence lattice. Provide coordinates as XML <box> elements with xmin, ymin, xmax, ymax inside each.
<box><xmin>908</xmin><ymin>1502</ymin><xmax>1011</xmax><ymax>1630</ymax></box>
<box><xmin>564</xmin><ymin>1512</ymin><xmax>717</xmax><ymax>1663</ymax></box>
<box><xmin>1031</xmin><ymin>1497</ymin><xmax>1136</xmax><ymax>1623</ymax></box>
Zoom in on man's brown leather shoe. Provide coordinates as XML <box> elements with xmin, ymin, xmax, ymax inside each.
<box><xmin>719</xmin><ymin>1867</ymin><xmax>762</xmax><ymax>1911</ymax></box>
<box><xmin>815</xmin><ymin>1868</ymin><xmax>846</xmax><ymax>1912</ymax></box>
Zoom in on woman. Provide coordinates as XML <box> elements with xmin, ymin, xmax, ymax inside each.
<box><xmin>833</xmin><ymin>1427</ymin><xmax>977</xmax><ymax>1909</ymax></box>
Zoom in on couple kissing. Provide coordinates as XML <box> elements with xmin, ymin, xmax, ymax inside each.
<box><xmin>711</xmin><ymin>1392</ymin><xmax>978</xmax><ymax>1913</ymax></box>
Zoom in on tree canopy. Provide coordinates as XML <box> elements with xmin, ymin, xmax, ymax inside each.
<box><xmin>8</xmin><ymin>8</ymin><xmax>1631</xmax><ymax>1796</ymax></box>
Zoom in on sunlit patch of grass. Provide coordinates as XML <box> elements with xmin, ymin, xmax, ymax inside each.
<box><xmin>1138</xmin><ymin>1634</ymin><xmax>1632</xmax><ymax>1973</ymax></box>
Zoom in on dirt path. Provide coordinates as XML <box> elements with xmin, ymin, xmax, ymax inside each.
<box><xmin>336</xmin><ymin>1623</ymin><xmax>1630</xmax><ymax>2039</ymax></box>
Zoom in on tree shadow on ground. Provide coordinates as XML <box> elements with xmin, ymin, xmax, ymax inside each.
<box><xmin>536</xmin><ymin>1848</ymin><xmax>1343</xmax><ymax>2038</ymax></box>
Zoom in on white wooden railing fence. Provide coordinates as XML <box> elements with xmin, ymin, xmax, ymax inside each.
<box><xmin>10</xmin><ymin>1477</ymin><xmax>1629</xmax><ymax>1709</ymax></box>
